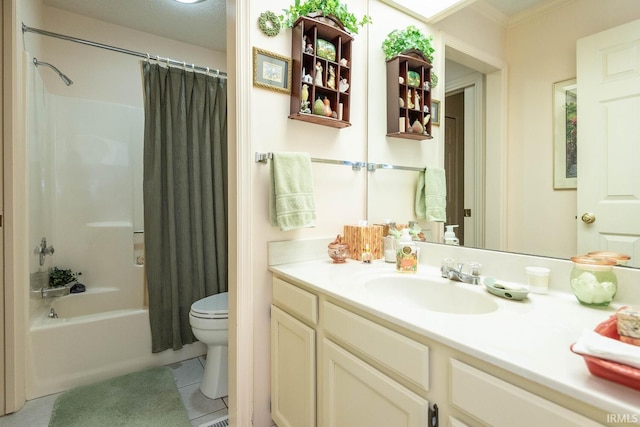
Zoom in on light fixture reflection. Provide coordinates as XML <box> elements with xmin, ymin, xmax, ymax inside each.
<box><xmin>173</xmin><ymin>0</ymin><xmax>205</xmax><ymax>4</ymax></box>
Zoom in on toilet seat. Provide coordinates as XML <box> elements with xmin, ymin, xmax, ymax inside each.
<box><xmin>190</xmin><ymin>292</ymin><xmax>228</xmax><ymax>319</ymax></box>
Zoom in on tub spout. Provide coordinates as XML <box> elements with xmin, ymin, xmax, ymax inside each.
<box><xmin>39</xmin><ymin>286</ymin><xmax>71</xmax><ymax>298</ymax></box>
<box><xmin>48</xmin><ymin>308</ymin><xmax>59</xmax><ymax>318</ymax></box>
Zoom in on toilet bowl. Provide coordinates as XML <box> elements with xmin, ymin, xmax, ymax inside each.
<box><xmin>189</xmin><ymin>292</ymin><xmax>228</xmax><ymax>399</ymax></box>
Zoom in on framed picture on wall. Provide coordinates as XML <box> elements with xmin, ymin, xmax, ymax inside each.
<box><xmin>553</xmin><ymin>78</ymin><xmax>577</xmax><ymax>189</ymax></box>
<box><xmin>253</xmin><ymin>47</ymin><xmax>292</xmax><ymax>94</ymax></box>
<box><xmin>431</xmin><ymin>99</ymin><xmax>440</xmax><ymax>126</ymax></box>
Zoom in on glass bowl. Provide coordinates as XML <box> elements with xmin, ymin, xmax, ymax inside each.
<box><xmin>570</xmin><ymin>255</ymin><xmax>618</xmax><ymax>307</ymax></box>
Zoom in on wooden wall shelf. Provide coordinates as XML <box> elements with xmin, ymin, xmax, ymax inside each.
<box><xmin>289</xmin><ymin>17</ymin><xmax>353</xmax><ymax>128</ymax></box>
<box><xmin>386</xmin><ymin>54</ymin><xmax>433</xmax><ymax>140</ymax></box>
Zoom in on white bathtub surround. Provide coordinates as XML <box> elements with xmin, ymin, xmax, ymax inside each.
<box><xmin>268</xmin><ymin>238</ymin><xmax>640</xmax><ymax>420</ymax></box>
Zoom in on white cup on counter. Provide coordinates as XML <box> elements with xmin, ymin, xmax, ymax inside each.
<box><xmin>525</xmin><ymin>266</ymin><xmax>551</xmax><ymax>294</ymax></box>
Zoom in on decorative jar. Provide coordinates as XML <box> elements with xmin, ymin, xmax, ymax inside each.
<box><xmin>328</xmin><ymin>235</ymin><xmax>349</xmax><ymax>264</ymax></box>
<box><xmin>570</xmin><ymin>256</ymin><xmax>618</xmax><ymax>307</ymax></box>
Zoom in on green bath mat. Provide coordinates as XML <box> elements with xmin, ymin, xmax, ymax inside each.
<box><xmin>48</xmin><ymin>366</ymin><xmax>191</xmax><ymax>427</ymax></box>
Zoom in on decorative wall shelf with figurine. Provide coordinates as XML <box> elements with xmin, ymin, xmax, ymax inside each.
<box><xmin>289</xmin><ymin>16</ymin><xmax>353</xmax><ymax>129</ymax></box>
<box><xmin>386</xmin><ymin>53</ymin><xmax>433</xmax><ymax>140</ymax></box>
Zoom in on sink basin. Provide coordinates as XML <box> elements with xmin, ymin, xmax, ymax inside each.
<box><xmin>362</xmin><ymin>274</ymin><xmax>499</xmax><ymax>315</ymax></box>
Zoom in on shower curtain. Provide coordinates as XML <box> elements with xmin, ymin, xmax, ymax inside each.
<box><xmin>142</xmin><ymin>62</ymin><xmax>228</xmax><ymax>352</ymax></box>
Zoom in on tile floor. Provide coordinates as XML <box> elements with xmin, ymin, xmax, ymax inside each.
<box><xmin>0</xmin><ymin>356</ymin><xmax>228</xmax><ymax>427</ymax></box>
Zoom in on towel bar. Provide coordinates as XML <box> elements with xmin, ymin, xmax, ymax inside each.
<box><xmin>255</xmin><ymin>152</ymin><xmax>366</xmax><ymax>171</ymax></box>
<box><xmin>255</xmin><ymin>152</ymin><xmax>427</xmax><ymax>173</ymax></box>
<box><xmin>367</xmin><ymin>163</ymin><xmax>425</xmax><ymax>173</ymax></box>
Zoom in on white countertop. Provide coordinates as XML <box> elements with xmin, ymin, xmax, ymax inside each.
<box><xmin>269</xmin><ymin>258</ymin><xmax>640</xmax><ymax>418</ymax></box>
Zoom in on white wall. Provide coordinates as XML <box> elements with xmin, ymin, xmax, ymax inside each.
<box><xmin>248</xmin><ymin>1</ymin><xmax>369</xmax><ymax>423</ymax></box>
<box><xmin>505</xmin><ymin>0</ymin><xmax>640</xmax><ymax>258</ymax></box>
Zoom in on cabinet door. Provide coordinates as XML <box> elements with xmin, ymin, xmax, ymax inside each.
<box><xmin>271</xmin><ymin>306</ymin><xmax>316</xmax><ymax>427</ymax></box>
<box><xmin>320</xmin><ymin>338</ymin><xmax>429</xmax><ymax>427</ymax></box>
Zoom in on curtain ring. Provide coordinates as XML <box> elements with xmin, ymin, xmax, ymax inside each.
<box><xmin>206</xmin><ymin>67</ymin><xmax>210</xmax><ymax>75</ymax></box>
<box><xmin>145</xmin><ymin>53</ymin><xmax>150</xmax><ymax>63</ymax></box>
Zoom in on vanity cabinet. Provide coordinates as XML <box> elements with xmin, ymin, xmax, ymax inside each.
<box><xmin>386</xmin><ymin>53</ymin><xmax>433</xmax><ymax>140</ymax></box>
<box><xmin>449</xmin><ymin>359</ymin><xmax>603</xmax><ymax>427</ymax></box>
<box><xmin>289</xmin><ymin>16</ymin><xmax>353</xmax><ymax>128</ymax></box>
<box><xmin>271</xmin><ymin>274</ymin><xmax>612</xmax><ymax>427</ymax></box>
<box><xmin>271</xmin><ymin>276</ymin><xmax>430</xmax><ymax>427</ymax></box>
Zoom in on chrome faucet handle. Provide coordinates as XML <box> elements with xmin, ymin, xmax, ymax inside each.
<box><xmin>467</xmin><ymin>262</ymin><xmax>481</xmax><ymax>274</ymax></box>
<box><xmin>441</xmin><ymin>258</ymin><xmax>455</xmax><ymax>277</ymax></box>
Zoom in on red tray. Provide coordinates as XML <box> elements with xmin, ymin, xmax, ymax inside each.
<box><xmin>570</xmin><ymin>313</ymin><xmax>640</xmax><ymax>391</ymax></box>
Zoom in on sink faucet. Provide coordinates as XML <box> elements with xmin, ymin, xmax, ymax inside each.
<box><xmin>441</xmin><ymin>259</ymin><xmax>482</xmax><ymax>285</ymax></box>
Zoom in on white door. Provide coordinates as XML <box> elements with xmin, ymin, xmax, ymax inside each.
<box><xmin>576</xmin><ymin>19</ymin><xmax>640</xmax><ymax>266</ymax></box>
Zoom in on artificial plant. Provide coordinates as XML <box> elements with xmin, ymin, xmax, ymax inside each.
<box><xmin>49</xmin><ymin>266</ymin><xmax>82</xmax><ymax>288</ymax></box>
<box><xmin>382</xmin><ymin>25</ymin><xmax>437</xmax><ymax>87</ymax></box>
<box><xmin>279</xmin><ymin>0</ymin><xmax>372</xmax><ymax>34</ymax></box>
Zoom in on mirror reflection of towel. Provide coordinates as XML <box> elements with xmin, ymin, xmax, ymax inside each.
<box><xmin>269</xmin><ymin>152</ymin><xmax>316</xmax><ymax>231</ymax></box>
<box><xmin>415</xmin><ymin>167</ymin><xmax>446</xmax><ymax>222</ymax></box>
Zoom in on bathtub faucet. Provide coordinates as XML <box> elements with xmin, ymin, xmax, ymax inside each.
<box><xmin>36</xmin><ymin>237</ymin><xmax>55</xmax><ymax>266</ymax></box>
<box><xmin>38</xmin><ymin>286</ymin><xmax>71</xmax><ymax>298</ymax></box>
<box><xmin>48</xmin><ymin>308</ymin><xmax>59</xmax><ymax>318</ymax></box>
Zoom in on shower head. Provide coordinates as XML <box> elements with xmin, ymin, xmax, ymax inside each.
<box><xmin>33</xmin><ymin>57</ymin><xmax>73</xmax><ymax>86</ymax></box>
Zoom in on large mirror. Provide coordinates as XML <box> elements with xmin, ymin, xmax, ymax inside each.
<box><xmin>367</xmin><ymin>0</ymin><xmax>640</xmax><ymax>268</ymax></box>
<box><xmin>39</xmin><ymin>0</ymin><xmax>640</xmax><ymax>268</ymax></box>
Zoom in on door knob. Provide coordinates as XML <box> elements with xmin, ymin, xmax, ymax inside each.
<box><xmin>581</xmin><ymin>213</ymin><xmax>596</xmax><ymax>224</ymax></box>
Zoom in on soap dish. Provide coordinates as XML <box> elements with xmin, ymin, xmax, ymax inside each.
<box><xmin>483</xmin><ymin>277</ymin><xmax>529</xmax><ymax>300</ymax></box>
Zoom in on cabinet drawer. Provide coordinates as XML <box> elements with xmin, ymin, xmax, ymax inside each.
<box><xmin>322</xmin><ymin>301</ymin><xmax>429</xmax><ymax>392</ymax></box>
<box><xmin>450</xmin><ymin>359</ymin><xmax>602</xmax><ymax>427</ymax></box>
<box><xmin>272</xmin><ymin>277</ymin><xmax>318</xmax><ymax>325</ymax></box>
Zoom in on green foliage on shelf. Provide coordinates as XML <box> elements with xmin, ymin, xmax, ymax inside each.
<box><xmin>279</xmin><ymin>0</ymin><xmax>372</xmax><ymax>34</ymax></box>
<box><xmin>381</xmin><ymin>25</ymin><xmax>435</xmax><ymax>63</ymax></box>
<box><xmin>382</xmin><ymin>25</ymin><xmax>438</xmax><ymax>87</ymax></box>
<box><xmin>48</xmin><ymin>266</ymin><xmax>81</xmax><ymax>288</ymax></box>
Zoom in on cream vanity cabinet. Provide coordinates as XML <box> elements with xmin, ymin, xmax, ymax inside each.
<box><xmin>448</xmin><ymin>359</ymin><xmax>604</xmax><ymax>427</ymax></box>
<box><xmin>271</xmin><ymin>276</ymin><xmax>431</xmax><ymax>427</ymax></box>
<box><xmin>271</xmin><ymin>274</ymin><xmax>610</xmax><ymax>427</ymax></box>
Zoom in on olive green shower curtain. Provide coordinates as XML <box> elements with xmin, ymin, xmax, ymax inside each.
<box><xmin>142</xmin><ymin>62</ymin><xmax>228</xmax><ymax>352</ymax></box>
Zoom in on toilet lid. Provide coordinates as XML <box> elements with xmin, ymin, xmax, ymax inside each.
<box><xmin>190</xmin><ymin>292</ymin><xmax>228</xmax><ymax>319</ymax></box>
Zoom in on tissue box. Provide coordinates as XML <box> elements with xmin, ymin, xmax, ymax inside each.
<box><xmin>343</xmin><ymin>225</ymin><xmax>383</xmax><ymax>261</ymax></box>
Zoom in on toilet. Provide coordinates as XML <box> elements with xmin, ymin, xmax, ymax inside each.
<box><xmin>189</xmin><ymin>292</ymin><xmax>228</xmax><ymax>399</ymax></box>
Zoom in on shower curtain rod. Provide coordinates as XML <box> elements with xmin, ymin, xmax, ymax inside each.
<box><xmin>22</xmin><ymin>23</ymin><xmax>227</xmax><ymax>77</ymax></box>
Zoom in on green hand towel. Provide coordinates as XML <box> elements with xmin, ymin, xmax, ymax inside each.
<box><xmin>425</xmin><ymin>167</ymin><xmax>447</xmax><ymax>222</ymax></box>
<box><xmin>415</xmin><ymin>167</ymin><xmax>447</xmax><ymax>222</ymax></box>
<box><xmin>270</xmin><ymin>152</ymin><xmax>316</xmax><ymax>231</ymax></box>
<box><xmin>415</xmin><ymin>171</ymin><xmax>426</xmax><ymax>219</ymax></box>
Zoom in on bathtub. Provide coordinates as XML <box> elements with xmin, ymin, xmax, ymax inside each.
<box><xmin>27</xmin><ymin>289</ymin><xmax>206</xmax><ymax>399</ymax></box>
